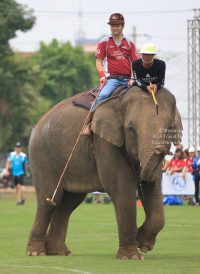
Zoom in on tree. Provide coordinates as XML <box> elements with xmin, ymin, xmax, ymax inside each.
<box><xmin>0</xmin><ymin>1</ymin><xmax>38</xmax><ymax>152</ymax></box>
<box><xmin>31</xmin><ymin>39</ymin><xmax>99</xmax><ymax>106</ymax></box>
<box><xmin>0</xmin><ymin>55</ymin><xmax>50</xmax><ymax>152</ymax></box>
<box><xmin>0</xmin><ymin>0</ymin><xmax>35</xmax><ymax>58</ymax></box>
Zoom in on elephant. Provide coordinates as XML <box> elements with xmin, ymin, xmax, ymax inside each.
<box><xmin>26</xmin><ymin>86</ymin><xmax>183</xmax><ymax>260</ymax></box>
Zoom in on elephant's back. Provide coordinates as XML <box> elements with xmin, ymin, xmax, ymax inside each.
<box><xmin>29</xmin><ymin>101</ymin><xmax>89</xmax><ymax>161</ymax></box>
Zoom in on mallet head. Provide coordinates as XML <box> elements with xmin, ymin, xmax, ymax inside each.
<box><xmin>46</xmin><ymin>198</ymin><xmax>56</xmax><ymax>206</ymax></box>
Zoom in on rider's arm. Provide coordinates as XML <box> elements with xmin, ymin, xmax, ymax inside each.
<box><xmin>133</xmin><ymin>70</ymin><xmax>148</xmax><ymax>91</ymax></box>
<box><xmin>156</xmin><ymin>61</ymin><xmax>166</xmax><ymax>90</ymax></box>
<box><xmin>96</xmin><ymin>58</ymin><xmax>104</xmax><ymax>74</ymax></box>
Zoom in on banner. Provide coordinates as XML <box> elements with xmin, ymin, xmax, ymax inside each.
<box><xmin>161</xmin><ymin>172</ymin><xmax>195</xmax><ymax>195</ymax></box>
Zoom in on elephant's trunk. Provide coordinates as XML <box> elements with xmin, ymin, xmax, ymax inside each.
<box><xmin>139</xmin><ymin>145</ymin><xmax>167</xmax><ymax>182</ymax></box>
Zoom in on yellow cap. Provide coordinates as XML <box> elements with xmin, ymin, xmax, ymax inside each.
<box><xmin>139</xmin><ymin>43</ymin><xmax>156</xmax><ymax>54</ymax></box>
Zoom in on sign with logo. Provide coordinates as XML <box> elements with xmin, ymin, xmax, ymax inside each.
<box><xmin>161</xmin><ymin>172</ymin><xmax>195</xmax><ymax>195</ymax></box>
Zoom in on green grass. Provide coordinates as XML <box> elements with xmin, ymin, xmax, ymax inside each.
<box><xmin>0</xmin><ymin>192</ymin><xmax>200</xmax><ymax>274</ymax></box>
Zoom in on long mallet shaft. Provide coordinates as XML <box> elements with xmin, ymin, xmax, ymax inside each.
<box><xmin>150</xmin><ymin>82</ymin><xmax>159</xmax><ymax>115</ymax></box>
<box><xmin>46</xmin><ymin>85</ymin><xmax>103</xmax><ymax>206</ymax></box>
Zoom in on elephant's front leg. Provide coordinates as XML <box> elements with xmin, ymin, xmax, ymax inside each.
<box><xmin>137</xmin><ymin>180</ymin><xmax>165</xmax><ymax>253</ymax></box>
<box><xmin>113</xmin><ymin>181</ymin><xmax>144</xmax><ymax>260</ymax></box>
<box><xmin>94</xmin><ymin>139</ymin><xmax>144</xmax><ymax>260</ymax></box>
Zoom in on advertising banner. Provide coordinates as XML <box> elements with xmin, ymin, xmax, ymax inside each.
<box><xmin>162</xmin><ymin>172</ymin><xmax>195</xmax><ymax>195</ymax></box>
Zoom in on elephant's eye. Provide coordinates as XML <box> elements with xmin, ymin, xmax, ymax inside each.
<box><xmin>168</xmin><ymin>126</ymin><xmax>173</xmax><ymax>131</ymax></box>
<box><xmin>128</xmin><ymin>125</ymin><xmax>136</xmax><ymax>135</ymax></box>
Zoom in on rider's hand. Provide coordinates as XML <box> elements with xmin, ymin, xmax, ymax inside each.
<box><xmin>128</xmin><ymin>79</ymin><xmax>134</xmax><ymax>86</ymax></box>
<box><xmin>147</xmin><ymin>84</ymin><xmax>157</xmax><ymax>94</ymax></box>
<box><xmin>99</xmin><ymin>71</ymin><xmax>107</xmax><ymax>86</ymax></box>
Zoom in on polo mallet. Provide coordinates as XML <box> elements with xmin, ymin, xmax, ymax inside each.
<box><xmin>46</xmin><ymin>83</ymin><xmax>104</xmax><ymax>206</ymax></box>
<box><xmin>150</xmin><ymin>82</ymin><xmax>159</xmax><ymax>115</ymax></box>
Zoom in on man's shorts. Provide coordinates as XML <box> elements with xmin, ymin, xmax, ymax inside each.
<box><xmin>14</xmin><ymin>175</ymin><xmax>24</xmax><ymax>186</ymax></box>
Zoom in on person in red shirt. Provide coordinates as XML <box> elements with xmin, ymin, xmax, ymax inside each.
<box><xmin>166</xmin><ymin>148</ymin><xmax>183</xmax><ymax>174</ymax></box>
<box><xmin>82</xmin><ymin>13</ymin><xmax>138</xmax><ymax>135</ymax></box>
<box><xmin>182</xmin><ymin>147</ymin><xmax>195</xmax><ymax>179</ymax></box>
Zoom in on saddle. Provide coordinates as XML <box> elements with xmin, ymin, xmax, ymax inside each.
<box><xmin>72</xmin><ymin>84</ymin><xmax>129</xmax><ymax>110</ymax></box>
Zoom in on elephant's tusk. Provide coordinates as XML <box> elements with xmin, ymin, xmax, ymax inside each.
<box><xmin>167</xmin><ymin>151</ymin><xmax>173</xmax><ymax>156</ymax></box>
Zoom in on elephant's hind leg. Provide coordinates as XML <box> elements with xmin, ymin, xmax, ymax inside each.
<box><xmin>136</xmin><ymin>181</ymin><xmax>165</xmax><ymax>253</ymax></box>
<box><xmin>45</xmin><ymin>190</ymin><xmax>86</xmax><ymax>256</ymax></box>
<box><xmin>26</xmin><ymin>204</ymin><xmax>56</xmax><ymax>256</ymax></box>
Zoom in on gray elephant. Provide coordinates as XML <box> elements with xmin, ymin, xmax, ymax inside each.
<box><xmin>26</xmin><ymin>86</ymin><xmax>183</xmax><ymax>260</ymax></box>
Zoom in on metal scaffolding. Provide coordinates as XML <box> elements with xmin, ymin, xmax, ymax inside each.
<box><xmin>188</xmin><ymin>9</ymin><xmax>200</xmax><ymax>147</ymax></box>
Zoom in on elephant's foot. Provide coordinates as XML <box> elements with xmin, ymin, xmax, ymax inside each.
<box><xmin>116</xmin><ymin>245</ymin><xmax>145</xmax><ymax>260</ymax></box>
<box><xmin>136</xmin><ymin>225</ymin><xmax>156</xmax><ymax>253</ymax></box>
<box><xmin>26</xmin><ymin>241</ymin><xmax>46</xmax><ymax>256</ymax></box>
<box><xmin>45</xmin><ymin>240</ymin><xmax>72</xmax><ymax>256</ymax></box>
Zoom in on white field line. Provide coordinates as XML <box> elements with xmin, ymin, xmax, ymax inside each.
<box><xmin>94</xmin><ymin>223</ymin><xmax>191</xmax><ymax>227</ymax></box>
<box><xmin>0</xmin><ymin>264</ymin><xmax>95</xmax><ymax>274</ymax></box>
<box><xmin>165</xmin><ymin>224</ymin><xmax>191</xmax><ymax>227</ymax></box>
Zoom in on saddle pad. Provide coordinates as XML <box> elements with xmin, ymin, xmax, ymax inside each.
<box><xmin>72</xmin><ymin>84</ymin><xmax>128</xmax><ymax>110</ymax></box>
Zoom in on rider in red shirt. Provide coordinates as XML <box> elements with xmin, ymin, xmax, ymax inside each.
<box><xmin>82</xmin><ymin>13</ymin><xmax>137</xmax><ymax>135</ymax></box>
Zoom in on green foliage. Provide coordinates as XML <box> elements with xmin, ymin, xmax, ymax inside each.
<box><xmin>0</xmin><ymin>1</ymin><xmax>99</xmax><ymax>154</ymax></box>
<box><xmin>0</xmin><ymin>0</ymin><xmax>35</xmax><ymax>58</ymax></box>
<box><xmin>0</xmin><ymin>55</ymin><xmax>50</xmax><ymax>152</ymax></box>
<box><xmin>31</xmin><ymin>39</ymin><xmax>99</xmax><ymax>106</ymax></box>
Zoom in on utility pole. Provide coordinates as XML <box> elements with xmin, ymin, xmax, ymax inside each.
<box><xmin>188</xmin><ymin>9</ymin><xmax>200</xmax><ymax>148</ymax></box>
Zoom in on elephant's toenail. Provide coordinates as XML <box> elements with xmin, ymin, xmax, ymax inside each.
<box><xmin>32</xmin><ymin>251</ymin><xmax>38</xmax><ymax>256</ymax></box>
<box><xmin>122</xmin><ymin>256</ymin><xmax>128</xmax><ymax>259</ymax></box>
<box><xmin>26</xmin><ymin>251</ymin><xmax>30</xmax><ymax>256</ymax></box>
<box><xmin>140</xmin><ymin>255</ymin><xmax>145</xmax><ymax>260</ymax></box>
<box><xmin>132</xmin><ymin>255</ymin><xmax>139</xmax><ymax>260</ymax></box>
<box><xmin>39</xmin><ymin>252</ymin><xmax>46</xmax><ymax>256</ymax></box>
<box><xmin>140</xmin><ymin>247</ymin><xmax>148</xmax><ymax>253</ymax></box>
<box><xmin>67</xmin><ymin>252</ymin><xmax>72</xmax><ymax>256</ymax></box>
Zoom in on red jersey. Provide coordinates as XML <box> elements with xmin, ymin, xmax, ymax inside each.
<box><xmin>95</xmin><ymin>35</ymin><xmax>138</xmax><ymax>77</ymax></box>
<box><xmin>168</xmin><ymin>158</ymin><xmax>183</xmax><ymax>172</ymax></box>
<box><xmin>182</xmin><ymin>158</ymin><xmax>194</xmax><ymax>173</ymax></box>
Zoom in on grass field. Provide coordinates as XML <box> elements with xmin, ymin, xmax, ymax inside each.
<box><xmin>0</xmin><ymin>192</ymin><xmax>199</xmax><ymax>274</ymax></box>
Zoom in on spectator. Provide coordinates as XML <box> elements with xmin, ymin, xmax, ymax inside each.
<box><xmin>182</xmin><ymin>147</ymin><xmax>195</xmax><ymax>179</ymax></box>
<box><xmin>183</xmin><ymin>149</ymin><xmax>189</xmax><ymax>160</ymax></box>
<box><xmin>166</xmin><ymin>148</ymin><xmax>183</xmax><ymax>174</ymax></box>
<box><xmin>94</xmin><ymin>194</ymin><xmax>101</xmax><ymax>204</ymax></box>
<box><xmin>5</xmin><ymin>142</ymin><xmax>28</xmax><ymax>205</ymax></box>
<box><xmin>162</xmin><ymin>158</ymin><xmax>169</xmax><ymax>172</ymax></box>
<box><xmin>192</xmin><ymin>146</ymin><xmax>200</xmax><ymax>206</ymax></box>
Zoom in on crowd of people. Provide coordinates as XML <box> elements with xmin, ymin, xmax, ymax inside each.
<box><xmin>162</xmin><ymin>144</ymin><xmax>200</xmax><ymax>206</ymax></box>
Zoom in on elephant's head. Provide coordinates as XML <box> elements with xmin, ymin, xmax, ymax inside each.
<box><xmin>91</xmin><ymin>86</ymin><xmax>183</xmax><ymax>183</ymax></box>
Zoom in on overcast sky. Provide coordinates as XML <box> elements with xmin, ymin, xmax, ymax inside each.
<box><xmin>10</xmin><ymin>0</ymin><xmax>200</xmax><ymax>53</ymax></box>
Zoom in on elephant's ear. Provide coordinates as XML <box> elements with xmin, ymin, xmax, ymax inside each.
<box><xmin>91</xmin><ymin>96</ymin><xmax>124</xmax><ymax>147</ymax></box>
<box><xmin>173</xmin><ymin>107</ymin><xmax>183</xmax><ymax>146</ymax></box>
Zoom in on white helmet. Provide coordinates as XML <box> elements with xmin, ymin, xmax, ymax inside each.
<box><xmin>188</xmin><ymin>147</ymin><xmax>195</xmax><ymax>153</ymax></box>
<box><xmin>197</xmin><ymin>146</ymin><xmax>200</xmax><ymax>151</ymax></box>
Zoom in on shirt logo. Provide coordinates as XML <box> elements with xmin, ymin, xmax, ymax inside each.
<box><xmin>146</xmin><ymin>74</ymin><xmax>150</xmax><ymax>77</ymax></box>
<box><xmin>96</xmin><ymin>49</ymin><xmax>100</xmax><ymax>54</ymax></box>
<box><xmin>122</xmin><ymin>46</ymin><xmax>127</xmax><ymax>49</ymax></box>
